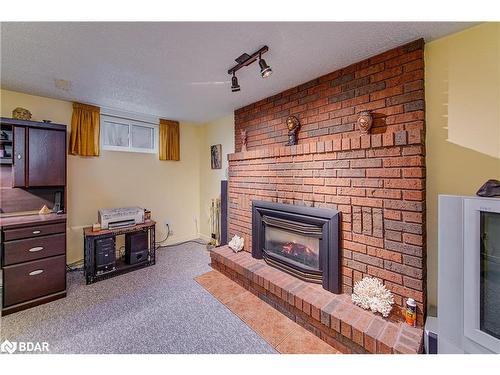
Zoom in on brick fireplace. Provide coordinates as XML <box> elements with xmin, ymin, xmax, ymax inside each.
<box><xmin>212</xmin><ymin>39</ymin><xmax>426</xmax><ymax>353</ymax></box>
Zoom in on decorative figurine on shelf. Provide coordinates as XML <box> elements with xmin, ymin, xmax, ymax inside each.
<box><xmin>477</xmin><ymin>179</ymin><xmax>500</xmax><ymax>197</ymax></box>
<box><xmin>285</xmin><ymin>116</ymin><xmax>300</xmax><ymax>146</ymax></box>
<box><xmin>12</xmin><ymin>107</ymin><xmax>32</xmax><ymax>121</ymax></box>
<box><xmin>38</xmin><ymin>205</ymin><xmax>51</xmax><ymax>215</ymax></box>
<box><xmin>357</xmin><ymin>110</ymin><xmax>373</xmax><ymax>134</ymax></box>
<box><xmin>240</xmin><ymin>129</ymin><xmax>247</xmax><ymax>152</ymax></box>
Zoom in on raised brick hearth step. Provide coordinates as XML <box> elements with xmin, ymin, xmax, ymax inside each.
<box><xmin>210</xmin><ymin>246</ymin><xmax>423</xmax><ymax>354</ymax></box>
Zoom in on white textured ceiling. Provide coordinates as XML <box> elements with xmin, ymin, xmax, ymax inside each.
<box><xmin>1</xmin><ymin>22</ymin><xmax>476</xmax><ymax>123</ymax></box>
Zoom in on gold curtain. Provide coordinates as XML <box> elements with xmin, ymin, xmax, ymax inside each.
<box><xmin>69</xmin><ymin>102</ymin><xmax>100</xmax><ymax>156</ymax></box>
<box><xmin>159</xmin><ymin>119</ymin><xmax>180</xmax><ymax>161</ymax></box>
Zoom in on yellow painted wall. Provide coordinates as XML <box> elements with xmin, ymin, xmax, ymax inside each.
<box><xmin>1</xmin><ymin>89</ymin><xmax>203</xmax><ymax>263</ymax></box>
<box><xmin>7</xmin><ymin>23</ymin><xmax>499</xmax><ymax>314</ymax></box>
<box><xmin>425</xmin><ymin>23</ymin><xmax>500</xmax><ymax>311</ymax></box>
<box><xmin>198</xmin><ymin>114</ymin><xmax>235</xmax><ymax>240</ymax></box>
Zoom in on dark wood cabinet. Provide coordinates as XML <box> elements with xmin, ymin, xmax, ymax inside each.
<box><xmin>27</xmin><ymin>127</ymin><xmax>66</xmax><ymax>186</ymax></box>
<box><xmin>12</xmin><ymin>126</ymin><xmax>26</xmax><ymax>187</ymax></box>
<box><xmin>5</xmin><ymin>118</ymin><xmax>67</xmax><ymax>188</ymax></box>
<box><xmin>3</xmin><ymin>221</ymin><xmax>66</xmax><ymax>241</ymax></box>
<box><xmin>3</xmin><ymin>254</ymin><xmax>66</xmax><ymax>308</ymax></box>
<box><xmin>3</xmin><ymin>233</ymin><xmax>66</xmax><ymax>266</ymax></box>
<box><xmin>1</xmin><ymin>117</ymin><xmax>68</xmax><ymax>316</ymax></box>
<box><xmin>1</xmin><ymin>216</ymin><xmax>67</xmax><ymax>315</ymax></box>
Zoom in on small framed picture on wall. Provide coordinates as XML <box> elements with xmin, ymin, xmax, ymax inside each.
<box><xmin>211</xmin><ymin>144</ymin><xmax>222</xmax><ymax>169</ymax></box>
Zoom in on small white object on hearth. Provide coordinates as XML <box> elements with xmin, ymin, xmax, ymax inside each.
<box><xmin>228</xmin><ymin>235</ymin><xmax>244</xmax><ymax>252</ymax></box>
<box><xmin>351</xmin><ymin>276</ymin><xmax>394</xmax><ymax>317</ymax></box>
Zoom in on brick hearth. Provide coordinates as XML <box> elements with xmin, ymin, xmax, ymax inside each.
<box><xmin>227</xmin><ymin>39</ymin><xmax>426</xmax><ymax>323</ymax></box>
<box><xmin>210</xmin><ymin>246</ymin><xmax>423</xmax><ymax>354</ymax></box>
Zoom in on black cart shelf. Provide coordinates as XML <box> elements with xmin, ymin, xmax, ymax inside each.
<box><xmin>83</xmin><ymin>220</ymin><xmax>156</xmax><ymax>284</ymax></box>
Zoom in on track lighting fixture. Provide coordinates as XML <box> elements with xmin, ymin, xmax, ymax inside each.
<box><xmin>258</xmin><ymin>54</ymin><xmax>272</xmax><ymax>78</ymax></box>
<box><xmin>231</xmin><ymin>73</ymin><xmax>240</xmax><ymax>92</ymax></box>
<box><xmin>227</xmin><ymin>45</ymin><xmax>272</xmax><ymax>92</ymax></box>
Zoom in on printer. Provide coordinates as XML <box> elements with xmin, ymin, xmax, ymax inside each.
<box><xmin>98</xmin><ymin>207</ymin><xmax>145</xmax><ymax>229</ymax></box>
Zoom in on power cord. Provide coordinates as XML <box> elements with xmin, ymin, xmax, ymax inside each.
<box><xmin>66</xmin><ymin>259</ymin><xmax>84</xmax><ymax>273</ymax></box>
<box><xmin>155</xmin><ymin>223</ymin><xmax>209</xmax><ymax>249</ymax></box>
<box><xmin>160</xmin><ymin>239</ymin><xmax>208</xmax><ymax>248</ymax></box>
<box><xmin>155</xmin><ymin>224</ymin><xmax>207</xmax><ymax>249</ymax></box>
<box><xmin>154</xmin><ymin>223</ymin><xmax>171</xmax><ymax>249</ymax></box>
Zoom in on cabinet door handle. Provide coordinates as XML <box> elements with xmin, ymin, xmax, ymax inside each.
<box><xmin>28</xmin><ymin>269</ymin><xmax>44</xmax><ymax>276</ymax></box>
<box><xmin>17</xmin><ymin>153</ymin><xmax>22</xmax><ymax>160</ymax></box>
<box><xmin>28</xmin><ymin>246</ymin><xmax>44</xmax><ymax>252</ymax></box>
<box><xmin>32</xmin><ymin>230</ymin><xmax>41</xmax><ymax>234</ymax></box>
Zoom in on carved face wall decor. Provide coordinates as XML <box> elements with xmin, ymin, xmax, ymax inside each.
<box><xmin>285</xmin><ymin>116</ymin><xmax>300</xmax><ymax>146</ymax></box>
<box><xmin>240</xmin><ymin>129</ymin><xmax>247</xmax><ymax>152</ymax></box>
<box><xmin>357</xmin><ymin>111</ymin><xmax>373</xmax><ymax>134</ymax></box>
<box><xmin>286</xmin><ymin>116</ymin><xmax>300</xmax><ymax>131</ymax></box>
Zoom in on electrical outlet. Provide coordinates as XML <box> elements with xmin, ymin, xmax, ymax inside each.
<box><xmin>164</xmin><ymin>219</ymin><xmax>173</xmax><ymax>235</ymax></box>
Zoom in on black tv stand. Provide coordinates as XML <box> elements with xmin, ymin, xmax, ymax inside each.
<box><xmin>83</xmin><ymin>221</ymin><xmax>156</xmax><ymax>284</ymax></box>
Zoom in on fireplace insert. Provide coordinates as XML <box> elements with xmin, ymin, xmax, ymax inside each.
<box><xmin>252</xmin><ymin>200</ymin><xmax>341</xmax><ymax>294</ymax></box>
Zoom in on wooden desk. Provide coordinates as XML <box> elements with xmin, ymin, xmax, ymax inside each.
<box><xmin>1</xmin><ymin>214</ymin><xmax>67</xmax><ymax>316</ymax></box>
<box><xmin>83</xmin><ymin>220</ymin><xmax>156</xmax><ymax>284</ymax></box>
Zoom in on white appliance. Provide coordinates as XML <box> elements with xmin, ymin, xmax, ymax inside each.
<box><xmin>438</xmin><ymin>195</ymin><xmax>500</xmax><ymax>353</ymax></box>
<box><xmin>98</xmin><ymin>207</ymin><xmax>144</xmax><ymax>229</ymax></box>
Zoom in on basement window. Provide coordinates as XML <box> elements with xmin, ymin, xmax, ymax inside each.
<box><xmin>100</xmin><ymin>114</ymin><xmax>158</xmax><ymax>154</ymax></box>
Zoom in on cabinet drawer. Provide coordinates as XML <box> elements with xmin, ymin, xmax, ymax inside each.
<box><xmin>3</xmin><ymin>255</ymin><xmax>66</xmax><ymax>307</ymax></box>
<box><xmin>3</xmin><ymin>233</ymin><xmax>66</xmax><ymax>266</ymax></box>
<box><xmin>3</xmin><ymin>222</ymin><xmax>66</xmax><ymax>241</ymax></box>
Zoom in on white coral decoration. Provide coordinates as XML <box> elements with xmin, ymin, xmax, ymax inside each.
<box><xmin>351</xmin><ymin>277</ymin><xmax>394</xmax><ymax>317</ymax></box>
<box><xmin>228</xmin><ymin>235</ymin><xmax>244</xmax><ymax>252</ymax></box>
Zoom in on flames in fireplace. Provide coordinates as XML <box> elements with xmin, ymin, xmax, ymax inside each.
<box><xmin>265</xmin><ymin>223</ymin><xmax>320</xmax><ymax>269</ymax></box>
<box><xmin>280</xmin><ymin>241</ymin><xmax>318</xmax><ymax>267</ymax></box>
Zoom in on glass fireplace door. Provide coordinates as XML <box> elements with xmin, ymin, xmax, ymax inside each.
<box><xmin>480</xmin><ymin>212</ymin><xmax>500</xmax><ymax>340</ymax></box>
<box><xmin>264</xmin><ymin>225</ymin><xmax>320</xmax><ymax>269</ymax></box>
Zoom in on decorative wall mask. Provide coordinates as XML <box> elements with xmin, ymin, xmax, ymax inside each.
<box><xmin>357</xmin><ymin>110</ymin><xmax>373</xmax><ymax>134</ymax></box>
<box><xmin>285</xmin><ymin>116</ymin><xmax>300</xmax><ymax>146</ymax></box>
<box><xmin>240</xmin><ymin>129</ymin><xmax>247</xmax><ymax>152</ymax></box>
<box><xmin>12</xmin><ymin>107</ymin><xmax>32</xmax><ymax>121</ymax></box>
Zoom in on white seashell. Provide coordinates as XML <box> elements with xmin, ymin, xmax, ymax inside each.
<box><xmin>228</xmin><ymin>235</ymin><xmax>244</xmax><ymax>252</ymax></box>
<box><xmin>351</xmin><ymin>276</ymin><xmax>394</xmax><ymax>317</ymax></box>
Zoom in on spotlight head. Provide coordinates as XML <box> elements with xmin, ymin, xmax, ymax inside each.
<box><xmin>231</xmin><ymin>73</ymin><xmax>240</xmax><ymax>92</ymax></box>
<box><xmin>259</xmin><ymin>58</ymin><xmax>272</xmax><ymax>78</ymax></box>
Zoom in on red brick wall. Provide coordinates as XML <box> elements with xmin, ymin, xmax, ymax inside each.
<box><xmin>228</xmin><ymin>39</ymin><xmax>426</xmax><ymax>319</ymax></box>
